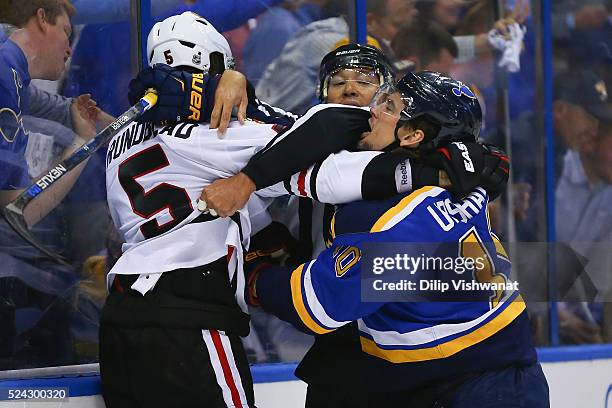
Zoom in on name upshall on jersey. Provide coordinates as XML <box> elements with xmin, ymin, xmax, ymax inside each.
<box><xmin>427</xmin><ymin>187</ymin><xmax>486</xmax><ymax>231</ymax></box>
<box><xmin>106</xmin><ymin>122</ymin><xmax>199</xmax><ymax>166</ymax></box>
<box><xmin>36</xmin><ymin>163</ymin><xmax>67</xmax><ymax>190</ymax></box>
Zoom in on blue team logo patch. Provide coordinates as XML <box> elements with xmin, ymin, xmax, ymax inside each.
<box><xmin>452</xmin><ymin>82</ymin><xmax>476</xmax><ymax>99</ymax></box>
<box><xmin>0</xmin><ymin>108</ymin><xmax>22</xmax><ymax>143</ymax></box>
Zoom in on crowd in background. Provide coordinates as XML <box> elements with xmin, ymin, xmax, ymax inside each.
<box><xmin>0</xmin><ymin>0</ymin><xmax>611</xmax><ymax>370</ymax></box>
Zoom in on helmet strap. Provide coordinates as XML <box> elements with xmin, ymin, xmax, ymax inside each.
<box><xmin>209</xmin><ymin>51</ymin><xmax>226</xmax><ymax>76</ymax></box>
<box><xmin>382</xmin><ymin>120</ymin><xmax>405</xmax><ymax>152</ymax></box>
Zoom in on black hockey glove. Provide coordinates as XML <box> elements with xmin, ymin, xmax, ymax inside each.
<box><xmin>423</xmin><ymin>142</ymin><xmax>509</xmax><ymax>200</ymax></box>
<box><xmin>479</xmin><ymin>143</ymin><xmax>510</xmax><ymax>200</ymax></box>
<box><xmin>244</xmin><ymin>222</ymin><xmax>298</xmax><ymax>307</ymax></box>
<box><xmin>128</xmin><ymin>64</ymin><xmax>208</xmax><ymax>124</ymax></box>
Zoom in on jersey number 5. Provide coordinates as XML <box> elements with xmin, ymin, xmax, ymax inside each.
<box><xmin>119</xmin><ymin>144</ymin><xmax>193</xmax><ymax>239</ymax></box>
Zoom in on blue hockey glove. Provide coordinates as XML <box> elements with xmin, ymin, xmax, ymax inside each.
<box><xmin>128</xmin><ymin>64</ymin><xmax>208</xmax><ymax>124</ymax></box>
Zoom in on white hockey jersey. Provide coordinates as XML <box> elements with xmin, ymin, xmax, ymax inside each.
<box><xmin>105</xmin><ymin>120</ymin><xmax>269</xmax><ymax>300</ymax></box>
<box><xmin>105</xmin><ymin>107</ymin><xmax>414</xmax><ymax>308</ymax></box>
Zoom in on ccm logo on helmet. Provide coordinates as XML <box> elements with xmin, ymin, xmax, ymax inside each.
<box><xmin>188</xmin><ymin>73</ymin><xmax>205</xmax><ymax>121</ymax></box>
<box><xmin>453</xmin><ymin>142</ymin><xmax>475</xmax><ymax>173</ymax></box>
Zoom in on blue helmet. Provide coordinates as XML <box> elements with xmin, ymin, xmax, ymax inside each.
<box><xmin>392</xmin><ymin>71</ymin><xmax>482</xmax><ymax>150</ymax></box>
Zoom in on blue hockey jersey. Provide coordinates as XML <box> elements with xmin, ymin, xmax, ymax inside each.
<box><xmin>0</xmin><ymin>39</ymin><xmax>31</xmax><ymax>190</ymax></box>
<box><xmin>256</xmin><ymin>186</ymin><xmax>536</xmax><ymax>391</ymax></box>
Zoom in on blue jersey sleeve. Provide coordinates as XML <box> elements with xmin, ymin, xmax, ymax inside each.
<box><xmin>0</xmin><ymin>46</ymin><xmax>30</xmax><ymax>190</ymax></box>
<box><xmin>257</xmin><ymin>238</ymin><xmax>384</xmax><ymax>335</ymax></box>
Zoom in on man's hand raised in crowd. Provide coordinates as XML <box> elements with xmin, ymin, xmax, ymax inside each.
<box><xmin>197</xmin><ymin>172</ymin><xmax>256</xmax><ymax>217</ymax></box>
<box><xmin>71</xmin><ymin>94</ymin><xmax>116</xmax><ymax>140</ymax></box>
<box><xmin>70</xmin><ymin>94</ymin><xmax>99</xmax><ymax>140</ymax></box>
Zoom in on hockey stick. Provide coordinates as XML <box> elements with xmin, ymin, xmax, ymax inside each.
<box><xmin>1</xmin><ymin>89</ymin><xmax>158</xmax><ymax>265</ymax></box>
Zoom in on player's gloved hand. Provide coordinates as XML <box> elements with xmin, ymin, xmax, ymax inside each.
<box><xmin>480</xmin><ymin>143</ymin><xmax>510</xmax><ymax>200</ymax></box>
<box><xmin>421</xmin><ymin>141</ymin><xmax>483</xmax><ymax>199</ymax></box>
<box><xmin>423</xmin><ymin>142</ymin><xmax>509</xmax><ymax>200</ymax></box>
<box><xmin>128</xmin><ymin>64</ymin><xmax>207</xmax><ymax>124</ymax></box>
<box><xmin>244</xmin><ymin>222</ymin><xmax>298</xmax><ymax>307</ymax></box>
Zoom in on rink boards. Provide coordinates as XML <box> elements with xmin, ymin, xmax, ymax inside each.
<box><xmin>1</xmin><ymin>346</ymin><xmax>611</xmax><ymax>407</ymax></box>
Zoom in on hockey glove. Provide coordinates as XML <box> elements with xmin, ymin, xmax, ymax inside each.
<box><xmin>244</xmin><ymin>222</ymin><xmax>298</xmax><ymax>307</ymax></box>
<box><xmin>480</xmin><ymin>143</ymin><xmax>510</xmax><ymax>200</ymax></box>
<box><xmin>424</xmin><ymin>142</ymin><xmax>509</xmax><ymax>200</ymax></box>
<box><xmin>128</xmin><ymin>64</ymin><xmax>208</xmax><ymax>124</ymax></box>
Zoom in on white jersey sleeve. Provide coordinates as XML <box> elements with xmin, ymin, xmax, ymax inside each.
<box><xmin>258</xmin><ymin>150</ymin><xmax>414</xmax><ymax>204</ymax></box>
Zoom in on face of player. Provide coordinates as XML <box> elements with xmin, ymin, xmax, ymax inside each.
<box><xmin>41</xmin><ymin>11</ymin><xmax>72</xmax><ymax>80</ymax></box>
<box><xmin>555</xmin><ymin>102</ymin><xmax>599</xmax><ymax>153</ymax></box>
<box><xmin>325</xmin><ymin>67</ymin><xmax>381</xmax><ymax>107</ymax></box>
<box><xmin>357</xmin><ymin>89</ymin><xmax>405</xmax><ymax>151</ymax></box>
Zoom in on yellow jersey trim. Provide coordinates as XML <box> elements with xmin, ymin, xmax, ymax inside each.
<box><xmin>370</xmin><ymin>186</ymin><xmax>438</xmax><ymax>233</ymax></box>
<box><xmin>360</xmin><ymin>296</ymin><xmax>526</xmax><ymax>363</ymax></box>
<box><xmin>290</xmin><ymin>264</ymin><xmax>333</xmax><ymax>334</ymax></box>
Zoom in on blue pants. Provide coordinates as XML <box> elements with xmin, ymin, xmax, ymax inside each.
<box><xmin>305</xmin><ymin>363</ymin><xmax>550</xmax><ymax>408</ymax></box>
<box><xmin>360</xmin><ymin>363</ymin><xmax>550</xmax><ymax>408</ymax></box>
<box><xmin>446</xmin><ymin>363</ymin><xmax>550</xmax><ymax>408</ymax></box>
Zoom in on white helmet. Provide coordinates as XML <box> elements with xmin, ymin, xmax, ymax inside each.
<box><xmin>147</xmin><ymin>12</ymin><xmax>234</xmax><ymax>74</ymax></box>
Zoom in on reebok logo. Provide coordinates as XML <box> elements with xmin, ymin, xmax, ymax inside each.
<box><xmin>453</xmin><ymin>142</ymin><xmax>475</xmax><ymax>172</ymax></box>
<box><xmin>399</xmin><ymin>161</ymin><xmax>409</xmax><ymax>185</ymax></box>
<box><xmin>395</xmin><ymin>160</ymin><xmax>411</xmax><ymax>193</ymax></box>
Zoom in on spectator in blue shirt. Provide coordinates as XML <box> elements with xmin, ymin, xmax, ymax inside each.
<box><xmin>0</xmin><ymin>0</ymin><xmax>98</xmax><ymax>369</ymax></box>
<box><xmin>1</xmin><ymin>1</ymin><xmax>75</xmax><ymax>203</ymax></box>
<box><xmin>1</xmin><ymin>2</ymin><xmax>101</xmax><ymax>221</ymax></box>
<box><xmin>485</xmin><ymin>70</ymin><xmax>611</xmax><ymax>245</ymax></box>
<box><xmin>555</xmin><ymin>116</ymin><xmax>612</xmax><ymax>344</ymax></box>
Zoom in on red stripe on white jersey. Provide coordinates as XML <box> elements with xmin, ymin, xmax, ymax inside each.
<box><xmin>297</xmin><ymin>170</ymin><xmax>308</xmax><ymax>196</ymax></box>
<box><xmin>202</xmin><ymin>330</ymin><xmax>247</xmax><ymax>407</ymax></box>
<box><xmin>227</xmin><ymin>246</ymin><xmax>235</xmax><ymax>263</ymax></box>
